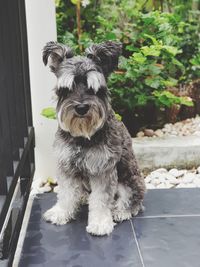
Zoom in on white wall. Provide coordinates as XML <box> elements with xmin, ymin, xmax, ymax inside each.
<box><xmin>25</xmin><ymin>0</ymin><xmax>58</xmax><ymax>186</ymax></box>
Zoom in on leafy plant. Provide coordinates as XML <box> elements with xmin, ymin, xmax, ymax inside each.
<box><xmin>55</xmin><ymin>0</ymin><xmax>200</xmax><ymax>130</ymax></box>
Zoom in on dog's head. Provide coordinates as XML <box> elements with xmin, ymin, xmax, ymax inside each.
<box><xmin>43</xmin><ymin>41</ymin><xmax>122</xmax><ymax>139</ymax></box>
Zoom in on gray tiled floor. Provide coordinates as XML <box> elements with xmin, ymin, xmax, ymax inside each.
<box><xmin>19</xmin><ymin>189</ymin><xmax>200</xmax><ymax>267</ymax></box>
<box><xmin>133</xmin><ymin>217</ymin><xmax>200</xmax><ymax>267</ymax></box>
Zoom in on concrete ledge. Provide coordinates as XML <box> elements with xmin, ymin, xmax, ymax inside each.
<box><xmin>133</xmin><ymin>136</ymin><xmax>200</xmax><ymax>172</ymax></box>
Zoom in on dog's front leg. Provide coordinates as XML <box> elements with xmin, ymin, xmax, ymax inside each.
<box><xmin>86</xmin><ymin>169</ymin><xmax>117</xmax><ymax>236</ymax></box>
<box><xmin>43</xmin><ymin>173</ymin><xmax>82</xmax><ymax>225</ymax></box>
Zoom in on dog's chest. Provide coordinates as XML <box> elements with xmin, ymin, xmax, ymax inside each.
<box><xmin>56</xmin><ymin>142</ymin><xmax>112</xmax><ymax>176</ymax></box>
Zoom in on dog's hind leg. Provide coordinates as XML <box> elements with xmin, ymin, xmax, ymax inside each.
<box><xmin>113</xmin><ymin>144</ymin><xmax>146</xmax><ymax>222</ymax></box>
<box><xmin>43</xmin><ymin>173</ymin><xmax>83</xmax><ymax>225</ymax></box>
<box><xmin>112</xmin><ymin>183</ymin><xmax>133</xmax><ymax>222</ymax></box>
<box><xmin>112</xmin><ymin>182</ymin><xmax>144</xmax><ymax>222</ymax></box>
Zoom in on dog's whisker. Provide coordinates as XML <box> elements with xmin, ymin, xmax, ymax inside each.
<box><xmin>72</xmin><ymin>100</ymin><xmax>82</xmax><ymax>105</ymax></box>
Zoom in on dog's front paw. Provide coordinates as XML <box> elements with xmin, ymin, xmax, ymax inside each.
<box><xmin>112</xmin><ymin>210</ymin><xmax>132</xmax><ymax>222</ymax></box>
<box><xmin>43</xmin><ymin>205</ymin><xmax>71</xmax><ymax>225</ymax></box>
<box><xmin>86</xmin><ymin>215</ymin><xmax>116</xmax><ymax>236</ymax></box>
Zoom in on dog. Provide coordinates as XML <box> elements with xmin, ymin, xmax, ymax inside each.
<box><xmin>42</xmin><ymin>41</ymin><xmax>146</xmax><ymax>236</ymax></box>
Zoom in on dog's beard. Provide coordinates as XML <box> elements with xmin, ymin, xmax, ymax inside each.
<box><xmin>58</xmin><ymin>105</ymin><xmax>105</xmax><ymax>139</ymax></box>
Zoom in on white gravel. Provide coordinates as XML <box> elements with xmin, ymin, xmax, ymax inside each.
<box><xmin>137</xmin><ymin>116</ymin><xmax>200</xmax><ymax>138</ymax></box>
<box><xmin>33</xmin><ymin>167</ymin><xmax>200</xmax><ymax>193</ymax></box>
<box><xmin>145</xmin><ymin>167</ymin><xmax>200</xmax><ymax>189</ymax></box>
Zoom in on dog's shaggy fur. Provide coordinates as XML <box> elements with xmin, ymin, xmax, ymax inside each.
<box><xmin>42</xmin><ymin>41</ymin><xmax>146</xmax><ymax>236</ymax></box>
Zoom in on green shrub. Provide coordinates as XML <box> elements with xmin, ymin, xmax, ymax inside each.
<box><xmin>102</xmin><ymin>10</ymin><xmax>196</xmax><ymax>112</ymax></box>
<box><xmin>55</xmin><ymin>0</ymin><xmax>199</xmax><ymax>115</ymax></box>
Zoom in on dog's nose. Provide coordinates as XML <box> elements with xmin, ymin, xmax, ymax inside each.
<box><xmin>75</xmin><ymin>104</ymin><xmax>90</xmax><ymax>115</ymax></box>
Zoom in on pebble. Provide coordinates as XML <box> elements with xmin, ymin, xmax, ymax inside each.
<box><xmin>169</xmin><ymin>168</ymin><xmax>186</xmax><ymax>178</ymax></box>
<box><xmin>193</xmin><ymin>131</ymin><xmax>200</xmax><ymax>136</ymax></box>
<box><xmin>157</xmin><ymin>174</ymin><xmax>167</xmax><ymax>183</ymax></box>
<box><xmin>165</xmin><ymin>181</ymin><xmax>174</xmax><ymax>189</ymax></box>
<box><xmin>197</xmin><ymin>166</ymin><xmax>200</xmax><ymax>174</ymax></box>
<box><xmin>37</xmin><ymin>184</ymin><xmax>52</xmax><ymax>193</ymax></box>
<box><xmin>154</xmin><ymin>168</ymin><xmax>168</xmax><ymax>173</ymax></box>
<box><xmin>166</xmin><ymin>175</ymin><xmax>180</xmax><ymax>185</ymax></box>
<box><xmin>155</xmin><ymin>129</ymin><xmax>164</xmax><ymax>137</ymax></box>
<box><xmin>144</xmin><ymin>129</ymin><xmax>154</xmax><ymax>137</ymax></box>
<box><xmin>53</xmin><ymin>185</ymin><xmax>59</xmax><ymax>193</ymax></box>
<box><xmin>136</xmin><ymin>131</ymin><xmax>145</xmax><ymax>138</ymax></box>
<box><xmin>181</xmin><ymin>173</ymin><xmax>196</xmax><ymax>184</ymax></box>
<box><xmin>151</xmin><ymin>178</ymin><xmax>161</xmax><ymax>186</ymax></box>
<box><xmin>193</xmin><ymin>177</ymin><xmax>200</xmax><ymax>186</ymax></box>
<box><xmin>145</xmin><ymin>175</ymin><xmax>152</xmax><ymax>183</ymax></box>
<box><xmin>171</xmin><ymin>130</ymin><xmax>178</xmax><ymax>135</ymax></box>
<box><xmin>148</xmin><ymin>172</ymin><xmax>160</xmax><ymax>179</ymax></box>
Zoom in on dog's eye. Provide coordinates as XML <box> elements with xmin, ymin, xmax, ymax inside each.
<box><xmin>87</xmin><ymin>88</ymin><xmax>95</xmax><ymax>95</ymax></box>
<box><xmin>57</xmin><ymin>87</ymin><xmax>70</xmax><ymax>98</ymax></box>
<box><xmin>96</xmin><ymin>87</ymin><xmax>107</xmax><ymax>98</ymax></box>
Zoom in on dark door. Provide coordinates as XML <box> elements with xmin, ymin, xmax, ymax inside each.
<box><xmin>0</xmin><ymin>0</ymin><xmax>35</xmax><ymax>265</ymax></box>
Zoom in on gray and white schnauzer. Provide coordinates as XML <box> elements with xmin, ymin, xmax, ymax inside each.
<box><xmin>42</xmin><ymin>41</ymin><xmax>145</xmax><ymax>236</ymax></box>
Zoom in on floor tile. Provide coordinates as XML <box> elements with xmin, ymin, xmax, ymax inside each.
<box><xmin>19</xmin><ymin>193</ymin><xmax>143</xmax><ymax>267</ymax></box>
<box><xmin>133</xmin><ymin>217</ymin><xmax>200</xmax><ymax>267</ymax></box>
<box><xmin>138</xmin><ymin>188</ymin><xmax>200</xmax><ymax>217</ymax></box>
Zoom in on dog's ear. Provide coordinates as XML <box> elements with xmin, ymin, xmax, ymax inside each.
<box><xmin>43</xmin><ymin>41</ymin><xmax>74</xmax><ymax>73</ymax></box>
<box><xmin>86</xmin><ymin>41</ymin><xmax>122</xmax><ymax>77</ymax></box>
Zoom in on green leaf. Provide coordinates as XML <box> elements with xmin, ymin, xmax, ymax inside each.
<box><xmin>145</xmin><ymin>77</ymin><xmax>161</xmax><ymax>89</ymax></box>
<box><xmin>47</xmin><ymin>177</ymin><xmax>57</xmax><ymax>184</ymax></box>
<box><xmin>71</xmin><ymin>0</ymin><xmax>78</xmax><ymax>5</ymax></box>
<box><xmin>141</xmin><ymin>46</ymin><xmax>161</xmax><ymax>57</ymax></box>
<box><xmin>115</xmin><ymin>113</ymin><xmax>122</xmax><ymax>121</ymax></box>
<box><xmin>41</xmin><ymin>107</ymin><xmax>56</xmax><ymax>120</ymax></box>
<box><xmin>132</xmin><ymin>52</ymin><xmax>146</xmax><ymax>63</ymax></box>
<box><xmin>142</xmin><ymin>34</ymin><xmax>159</xmax><ymax>45</ymax></box>
<box><xmin>162</xmin><ymin>78</ymin><xmax>178</xmax><ymax>87</ymax></box>
<box><xmin>105</xmin><ymin>32</ymin><xmax>117</xmax><ymax>40</ymax></box>
<box><xmin>148</xmin><ymin>64</ymin><xmax>163</xmax><ymax>75</ymax></box>
<box><xmin>172</xmin><ymin>58</ymin><xmax>184</xmax><ymax>67</ymax></box>
<box><xmin>153</xmin><ymin>90</ymin><xmax>174</xmax><ymax>107</ymax></box>
<box><xmin>126</xmin><ymin>45</ymin><xmax>137</xmax><ymax>52</ymax></box>
<box><xmin>162</xmin><ymin>45</ymin><xmax>182</xmax><ymax>56</ymax></box>
<box><xmin>190</xmin><ymin>54</ymin><xmax>200</xmax><ymax>66</ymax></box>
<box><xmin>158</xmin><ymin>95</ymin><xmax>172</xmax><ymax>107</ymax></box>
<box><xmin>179</xmin><ymin>97</ymin><xmax>194</xmax><ymax>107</ymax></box>
<box><xmin>136</xmin><ymin>94</ymin><xmax>148</xmax><ymax>105</ymax></box>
